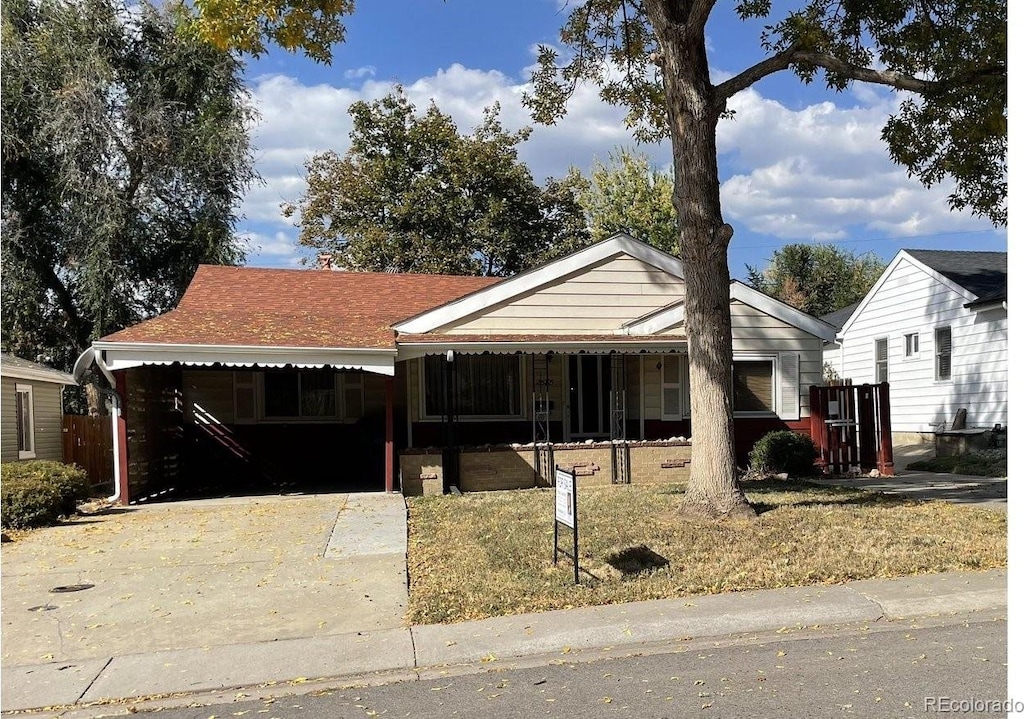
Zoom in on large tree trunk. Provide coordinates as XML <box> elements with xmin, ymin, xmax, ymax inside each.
<box><xmin>647</xmin><ymin>1</ymin><xmax>754</xmax><ymax>519</ymax></box>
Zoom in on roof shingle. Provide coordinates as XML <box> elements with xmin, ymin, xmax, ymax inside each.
<box><xmin>101</xmin><ymin>266</ymin><xmax>500</xmax><ymax>349</ymax></box>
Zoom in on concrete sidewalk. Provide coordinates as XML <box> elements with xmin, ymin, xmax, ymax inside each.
<box><xmin>1</xmin><ymin>569</ymin><xmax>1005</xmax><ymax>714</ymax></box>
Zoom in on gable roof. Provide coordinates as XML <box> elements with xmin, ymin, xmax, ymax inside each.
<box><xmin>0</xmin><ymin>353</ymin><xmax>77</xmax><ymax>385</ymax></box>
<box><xmin>393</xmin><ymin>233</ymin><xmax>835</xmax><ymax>340</ymax></box>
<box><xmin>101</xmin><ymin>265</ymin><xmax>500</xmax><ymax>350</ymax></box>
<box><xmin>819</xmin><ymin>302</ymin><xmax>860</xmax><ymax>331</ymax></box>
<box><xmin>837</xmin><ymin>248</ymin><xmax>1008</xmax><ymax>337</ymax></box>
<box><xmin>903</xmin><ymin>249</ymin><xmax>1007</xmax><ymax>305</ymax></box>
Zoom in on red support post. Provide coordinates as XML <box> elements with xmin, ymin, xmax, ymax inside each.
<box><xmin>876</xmin><ymin>382</ymin><xmax>894</xmax><ymax>476</ymax></box>
<box><xmin>384</xmin><ymin>377</ymin><xmax>394</xmax><ymax>493</ymax></box>
<box><xmin>115</xmin><ymin>371</ymin><xmax>130</xmax><ymax>505</ymax></box>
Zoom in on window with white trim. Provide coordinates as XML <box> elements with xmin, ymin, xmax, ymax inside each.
<box><xmin>423</xmin><ymin>354</ymin><xmax>522</xmax><ymax>417</ymax></box>
<box><xmin>875</xmin><ymin>338</ymin><xmax>889</xmax><ymax>383</ymax></box>
<box><xmin>935</xmin><ymin>326</ymin><xmax>952</xmax><ymax>381</ymax></box>
<box><xmin>15</xmin><ymin>384</ymin><xmax>35</xmax><ymax>459</ymax></box>
<box><xmin>904</xmin><ymin>332</ymin><xmax>919</xmax><ymax>358</ymax></box>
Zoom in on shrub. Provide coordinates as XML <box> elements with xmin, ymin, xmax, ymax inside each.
<box><xmin>748</xmin><ymin>431</ymin><xmax>817</xmax><ymax>477</ymax></box>
<box><xmin>1</xmin><ymin>461</ymin><xmax>90</xmax><ymax>530</ymax></box>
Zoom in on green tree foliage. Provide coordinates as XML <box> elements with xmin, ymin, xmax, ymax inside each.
<box><xmin>284</xmin><ymin>90</ymin><xmax>589</xmax><ymax>276</ymax></box>
<box><xmin>187</xmin><ymin>0</ymin><xmax>1005</xmax><ymax>517</ymax></box>
<box><xmin>567</xmin><ymin>148</ymin><xmax>677</xmax><ymax>253</ymax></box>
<box><xmin>746</xmin><ymin>244</ymin><xmax>886</xmax><ymax>318</ymax></box>
<box><xmin>1</xmin><ymin>0</ymin><xmax>257</xmax><ymax>372</ymax></box>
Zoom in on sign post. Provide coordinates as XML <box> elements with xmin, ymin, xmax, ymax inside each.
<box><xmin>553</xmin><ymin>465</ymin><xmax>580</xmax><ymax>584</ymax></box>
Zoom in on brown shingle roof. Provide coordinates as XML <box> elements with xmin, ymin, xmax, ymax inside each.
<box><xmin>397</xmin><ymin>333</ymin><xmax>689</xmax><ymax>344</ymax></box>
<box><xmin>101</xmin><ymin>266</ymin><xmax>501</xmax><ymax>349</ymax></box>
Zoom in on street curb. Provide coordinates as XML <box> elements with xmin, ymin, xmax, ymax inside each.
<box><xmin>0</xmin><ymin>569</ymin><xmax>1007</xmax><ymax>715</ymax></box>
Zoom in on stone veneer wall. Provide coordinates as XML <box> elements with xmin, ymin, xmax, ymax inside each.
<box><xmin>399</xmin><ymin>440</ymin><xmax>692</xmax><ymax>495</ymax></box>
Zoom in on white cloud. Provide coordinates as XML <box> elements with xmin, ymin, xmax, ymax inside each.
<box><xmin>343</xmin><ymin>65</ymin><xmax>376</xmax><ymax>81</ymax></box>
<box><xmin>239</xmin><ymin>61</ymin><xmax>992</xmax><ymax>267</ymax></box>
<box><xmin>717</xmin><ymin>86</ymin><xmax>992</xmax><ymax>240</ymax></box>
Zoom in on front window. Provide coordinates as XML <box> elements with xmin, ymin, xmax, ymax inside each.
<box><xmin>262</xmin><ymin>369</ymin><xmax>337</xmax><ymax>419</ymax></box>
<box><xmin>733</xmin><ymin>361</ymin><xmax>774</xmax><ymax>413</ymax></box>
<box><xmin>935</xmin><ymin>326</ymin><xmax>952</xmax><ymax>380</ymax></box>
<box><xmin>424</xmin><ymin>354</ymin><xmax>521</xmax><ymax>417</ymax></box>
<box><xmin>15</xmin><ymin>384</ymin><xmax>35</xmax><ymax>459</ymax></box>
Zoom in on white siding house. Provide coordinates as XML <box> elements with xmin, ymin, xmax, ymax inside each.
<box><xmin>822</xmin><ymin>250</ymin><xmax>1007</xmax><ymax>440</ymax></box>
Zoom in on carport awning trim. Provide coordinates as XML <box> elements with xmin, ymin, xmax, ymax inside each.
<box><xmin>397</xmin><ymin>339</ymin><xmax>689</xmax><ymax>360</ymax></box>
<box><xmin>93</xmin><ymin>341</ymin><xmax>397</xmax><ymax>376</ymax></box>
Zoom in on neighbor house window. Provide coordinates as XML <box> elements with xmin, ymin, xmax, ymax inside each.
<box><xmin>875</xmin><ymin>338</ymin><xmax>889</xmax><ymax>383</ymax></box>
<box><xmin>935</xmin><ymin>326</ymin><xmax>952</xmax><ymax>380</ymax></box>
<box><xmin>262</xmin><ymin>369</ymin><xmax>337</xmax><ymax>419</ymax></box>
<box><xmin>904</xmin><ymin>333</ymin><xmax>919</xmax><ymax>358</ymax></box>
<box><xmin>733</xmin><ymin>361</ymin><xmax>774</xmax><ymax>413</ymax></box>
<box><xmin>424</xmin><ymin>354</ymin><xmax>521</xmax><ymax>417</ymax></box>
<box><xmin>15</xmin><ymin>384</ymin><xmax>35</xmax><ymax>459</ymax></box>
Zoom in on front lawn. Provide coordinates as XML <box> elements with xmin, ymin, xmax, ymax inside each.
<box><xmin>406</xmin><ymin>480</ymin><xmax>1006</xmax><ymax>625</ymax></box>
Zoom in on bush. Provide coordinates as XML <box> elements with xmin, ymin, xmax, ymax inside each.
<box><xmin>748</xmin><ymin>431</ymin><xmax>817</xmax><ymax>477</ymax></box>
<box><xmin>1</xmin><ymin>461</ymin><xmax>90</xmax><ymax>530</ymax></box>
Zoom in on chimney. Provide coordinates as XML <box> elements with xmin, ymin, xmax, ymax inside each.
<box><xmin>317</xmin><ymin>253</ymin><xmax>334</xmax><ymax>270</ymax></box>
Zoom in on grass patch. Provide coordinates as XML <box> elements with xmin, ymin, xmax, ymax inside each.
<box><xmin>907</xmin><ymin>451</ymin><xmax>1007</xmax><ymax>477</ymax></box>
<box><xmin>406</xmin><ymin>480</ymin><xmax>1006</xmax><ymax>625</ymax></box>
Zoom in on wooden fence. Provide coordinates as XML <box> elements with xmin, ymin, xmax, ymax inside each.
<box><xmin>62</xmin><ymin>415</ymin><xmax>113</xmax><ymax>491</ymax></box>
<box><xmin>809</xmin><ymin>382</ymin><xmax>894</xmax><ymax>476</ymax></box>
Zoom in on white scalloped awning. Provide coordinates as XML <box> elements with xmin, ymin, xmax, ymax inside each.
<box><xmin>89</xmin><ymin>342</ymin><xmax>397</xmax><ymax>376</ymax></box>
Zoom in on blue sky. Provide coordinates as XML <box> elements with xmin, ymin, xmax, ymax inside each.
<box><xmin>235</xmin><ymin>0</ymin><xmax>1007</xmax><ymax>279</ymax></box>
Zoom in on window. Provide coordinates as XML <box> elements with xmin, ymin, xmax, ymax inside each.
<box><xmin>935</xmin><ymin>326</ymin><xmax>952</xmax><ymax>380</ymax></box>
<box><xmin>15</xmin><ymin>384</ymin><xmax>35</xmax><ymax>459</ymax></box>
<box><xmin>660</xmin><ymin>355</ymin><xmax>683</xmax><ymax>421</ymax></box>
<box><xmin>424</xmin><ymin>354</ymin><xmax>521</xmax><ymax>417</ymax></box>
<box><xmin>875</xmin><ymin>338</ymin><xmax>889</xmax><ymax>383</ymax></box>
<box><xmin>262</xmin><ymin>369</ymin><xmax>337</xmax><ymax>419</ymax></box>
<box><xmin>733</xmin><ymin>361</ymin><xmax>774</xmax><ymax>413</ymax></box>
<box><xmin>904</xmin><ymin>333</ymin><xmax>919</xmax><ymax>358</ymax></box>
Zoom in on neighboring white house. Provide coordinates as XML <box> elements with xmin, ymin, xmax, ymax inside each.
<box><xmin>822</xmin><ymin>249</ymin><xmax>1007</xmax><ymax>442</ymax></box>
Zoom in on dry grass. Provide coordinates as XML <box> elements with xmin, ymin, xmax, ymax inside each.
<box><xmin>406</xmin><ymin>480</ymin><xmax>1006</xmax><ymax>625</ymax></box>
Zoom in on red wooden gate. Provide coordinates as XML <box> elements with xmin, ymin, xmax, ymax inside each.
<box><xmin>809</xmin><ymin>382</ymin><xmax>893</xmax><ymax>476</ymax></box>
<box><xmin>63</xmin><ymin>415</ymin><xmax>114</xmax><ymax>491</ymax></box>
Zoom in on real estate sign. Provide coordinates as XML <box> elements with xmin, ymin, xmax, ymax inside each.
<box><xmin>553</xmin><ymin>466</ymin><xmax>579</xmax><ymax>584</ymax></box>
<box><xmin>555</xmin><ymin>467</ymin><xmax>575</xmax><ymax>528</ymax></box>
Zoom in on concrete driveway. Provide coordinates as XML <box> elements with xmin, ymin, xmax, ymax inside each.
<box><xmin>1</xmin><ymin>493</ymin><xmax>408</xmax><ymax>667</ymax></box>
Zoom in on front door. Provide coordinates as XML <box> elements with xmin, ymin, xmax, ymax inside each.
<box><xmin>568</xmin><ymin>355</ymin><xmax>612</xmax><ymax>438</ymax></box>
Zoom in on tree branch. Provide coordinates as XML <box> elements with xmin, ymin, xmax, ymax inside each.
<box><xmin>713</xmin><ymin>47</ymin><xmax>797</xmax><ymax>104</ymax></box>
<box><xmin>790</xmin><ymin>51</ymin><xmax>935</xmax><ymax>93</ymax></box>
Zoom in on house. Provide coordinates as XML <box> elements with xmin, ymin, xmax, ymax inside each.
<box><xmin>822</xmin><ymin>249</ymin><xmax>1007</xmax><ymax>444</ymax></box>
<box><xmin>72</xmin><ymin>234</ymin><xmax>836</xmax><ymax>502</ymax></box>
<box><xmin>1</xmin><ymin>353</ymin><xmax>77</xmax><ymax>463</ymax></box>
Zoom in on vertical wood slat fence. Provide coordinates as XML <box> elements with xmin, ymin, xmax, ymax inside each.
<box><xmin>62</xmin><ymin>415</ymin><xmax>114</xmax><ymax>491</ymax></box>
<box><xmin>809</xmin><ymin>382</ymin><xmax>894</xmax><ymax>476</ymax></box>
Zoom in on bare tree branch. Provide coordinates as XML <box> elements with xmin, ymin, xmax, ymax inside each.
<box><xmin>712</xmin><ymin>47</ymin><xmax>797</xmax><ymax>104</ymax></box>
<box><xmin>791</xmin><ymin>51</ymin><xmax>935</xmax><ymax>92</ymax></box>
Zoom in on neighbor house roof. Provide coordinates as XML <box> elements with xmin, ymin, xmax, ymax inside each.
<box><xmin>101</xmin><ymin>266</ymin><xmax>500</xmax><ymax>350</ymax></box>
<box><xmin>819</xmin><ymin>302</ymin><xmax>860</xmax><ymax>331</ymax></box>
<box><xmin>903</xmin><ymin>249</ymin><xmax>1007</xmax><ymax>306</ymax></box>
<box><xmin>0</xmin><ymin>353</ymin><xmax>77</xmax><ymax>385</ymax></box>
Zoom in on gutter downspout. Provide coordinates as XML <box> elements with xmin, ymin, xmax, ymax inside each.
<box><xmin>73</xmin><ymin>347</ymin><xmax>125</xmax><ymax>504</ymax></box>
